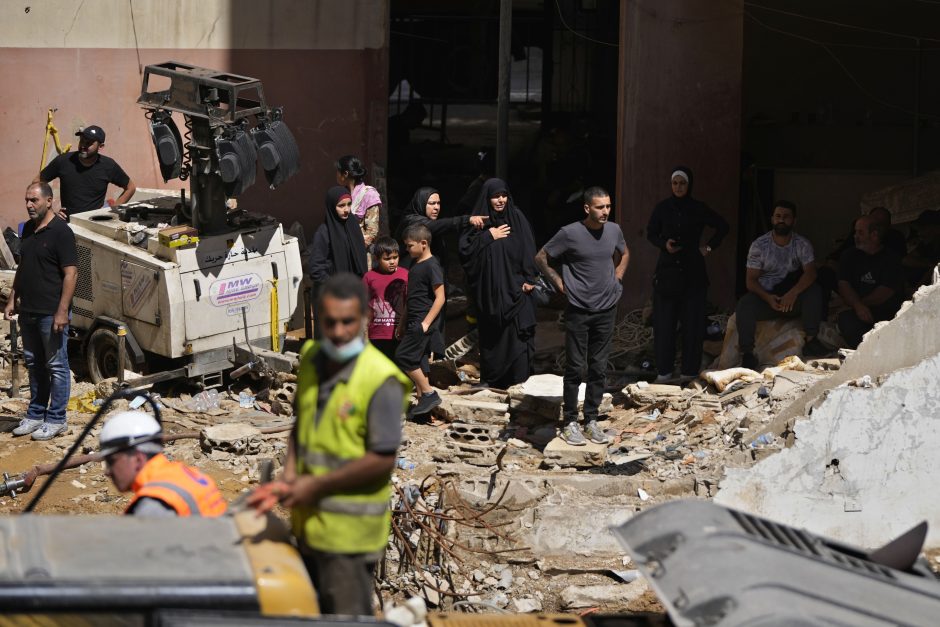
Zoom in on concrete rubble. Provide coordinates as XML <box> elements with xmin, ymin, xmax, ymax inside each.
<box><xmin>5</xmin><ymin>273</ymin><xmax>940</xmax><ymax>615</ymax></box>
<box><xmin>385</xmin><ymin>349</ymin><xmax>839</xmax><ymax>612</ymax></box>
<box><xmin>717</xmin><ymin>280</ymin><xmax>940</xmax><ymax>550</ymax></box>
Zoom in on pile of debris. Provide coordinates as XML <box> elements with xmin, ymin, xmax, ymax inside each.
<box><xmin>385</xmin><ymin>356</ymin><xmax>843</xmax><ymax>611</ymax></box>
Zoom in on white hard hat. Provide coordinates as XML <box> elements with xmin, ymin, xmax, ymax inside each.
<box><xmin>99</xmin><ymin>411</ymin><xmax>162</xmax><ymax>457</ymax></box>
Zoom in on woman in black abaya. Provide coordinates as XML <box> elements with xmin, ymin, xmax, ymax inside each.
<box><xmin>646</xmin><ymin>167</ymin><xmax>729</xmax><ymax>382</ymax></box>
<box><xmin>308</xmin><ymin>186</ymin><xmax>368</xmax><ymax>336</ymax></box>
<box><xmin>459</xmin><ymin>178</ymin><xmax>538</xmax><ymax>388</ymax></box>
<box><xmin>396</xmin><ymin>186</ymin><xmax>486</xmax><ymax>269</ymax></box>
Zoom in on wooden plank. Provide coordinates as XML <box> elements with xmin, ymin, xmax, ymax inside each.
<box><xmin>0</xmin><ymin>235</ymin><xmax>15</xmax><ymax>270</ymax></box>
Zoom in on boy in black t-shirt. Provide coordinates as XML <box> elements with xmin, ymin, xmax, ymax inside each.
<box><xmin>396</xmin><ymin>224</ymin><xmax>445</xmax><ymax>417</ymax></box>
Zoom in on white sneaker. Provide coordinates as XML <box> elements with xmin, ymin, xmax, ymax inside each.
<box><xmin>31</xmin><ymin>422</ymin><xmax>67</xmax><ymax>441</ymax></box>
<box><xmin>12</xmin><ymin>418</ymin><xmax>44</xmax><ymax>437</ymax></box>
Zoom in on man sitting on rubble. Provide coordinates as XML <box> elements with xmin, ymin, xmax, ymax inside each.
<box><xmin>99</xmin><ymin>411</ymin><xmax>227</xmax><ymax>517</ymax></box>
<box><xmin>837</xmin><ymin>215</ymin><xmax>905</xmax><ymax>349</ymax></box>
<box><xmin>736</xmin><ymin>201</ymin><xmax>827</xmax><ymax>369</ymax></box>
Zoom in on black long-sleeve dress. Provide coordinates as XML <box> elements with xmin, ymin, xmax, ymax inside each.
<box><xmin>459</xmin><ymin>178</ymin><xmax>537</xmax><ymax>389</ymax></box>
<box><xmin>646</xmin><ymin>169</ymin><xmax>729</xmax><ymax>378</ymax></box>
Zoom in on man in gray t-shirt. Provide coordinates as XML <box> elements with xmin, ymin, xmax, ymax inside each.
<box><xmin>735</xmin><ymin>201</ymin><xmax>827</xmax><ymax>369</ymax></box>
<box><xmin>536</xmin><ymin>187</ymin><xmax>629</xmax><ymax>447</ymax></box>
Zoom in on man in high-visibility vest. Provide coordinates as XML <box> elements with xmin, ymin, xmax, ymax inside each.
<box><xmin>99</xmin><ymin>411</ymin><xmax>227</xmax><ymax>517</ymax></box>
<box><xmin>249</xmin><ymin>272</ymin><xmax>410</xmax><ymax>616</ymax></box>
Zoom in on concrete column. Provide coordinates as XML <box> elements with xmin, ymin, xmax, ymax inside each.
<box><xmin>616</xmin><ymin>1</ymin><xmax>744</xmax><ymax>310</ymax></box>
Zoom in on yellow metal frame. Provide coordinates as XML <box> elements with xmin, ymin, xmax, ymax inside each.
<box><xmin>269</xmin><ymin>278</ymin><xmax>280</xmax><ymax>352</ymax></box>
<box><xmin>233</xmin><ymin>510</ymin><xmax>320</xmax><ymax>617</ymax></box>
<box><xmin>39</xmin><ymin>108</ymin><xmax>71</xmax><ymax>173</ymax></box>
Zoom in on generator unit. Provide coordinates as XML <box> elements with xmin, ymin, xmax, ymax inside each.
<box><xmin>68</xmin><ymin>62</ymin><xmax>305</xmax><ymax>385</ymax></box>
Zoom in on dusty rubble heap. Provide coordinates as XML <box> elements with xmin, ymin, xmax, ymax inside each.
<box><xmin>385</xmin><ymin>361</ymin><xmax>838</xmax><ymax>612</ymax></box>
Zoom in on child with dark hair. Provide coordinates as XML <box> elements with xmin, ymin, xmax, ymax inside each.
<box><xmin>362</xmin><ymin>236</ymin><xmax>409</xmax><ymax>362</ymax></box>
<box><xmin>396</xmin><ymin>225</ymin><xmax>445</xmax><ymax>417</ymax></box>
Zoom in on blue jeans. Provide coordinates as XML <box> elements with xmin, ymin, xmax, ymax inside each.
<box><xmin>19</xmin><ymin>312</ymin><xmax>70</xmax><ymax>424</ymax></box>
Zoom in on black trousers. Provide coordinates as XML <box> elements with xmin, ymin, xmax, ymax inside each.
<box><xmin>838</xmin><ymin>303</ymin><xmax>896</xmax><ymax>348</ymax></box>
<box><xmin>735</xmin><ymin>283</ymin><xmax>824</xmax><ymax>354</ymax></box>
<box><xmin>652</xmin><ymin>284</ymin><xmax>707</xmax><ymax>377</ymax></box>
<box><xmin>563</xmin><ymin>305</ymin><xmax>616</xmax><ymax>422</ymax></box>
<box><xmin>302</xmin><ymin>549</ymin><xmax>378</xmax><ymax>615</ymax></box>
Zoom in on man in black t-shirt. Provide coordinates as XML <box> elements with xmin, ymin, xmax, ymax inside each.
<box><xmin>36</xmin><ymin>125</ymin><xmax>136</xmax><ymax>216</ymax></box>
<box><xmin>4</xmin><ymin>182</ymin><xmax>78</xmax><ymax>440</ymax></box>
<box><xmin>837</xmin><ymin>215</ymin><xmax>904</xmax><ymax>348</ymax></box>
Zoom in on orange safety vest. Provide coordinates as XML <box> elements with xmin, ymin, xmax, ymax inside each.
<box><xmin>127</xmin><ymin>453</ymin><xmax>227</xmax><ymax>517</ymax></box>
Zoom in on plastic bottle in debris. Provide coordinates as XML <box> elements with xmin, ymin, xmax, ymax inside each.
<box><xmin>750</xmin><ymin>433</ymin><xmax>774</xmax><ymax>448</ymax></box>
<box><xmin>190</xmin><ymin>389</ymin><xmax>220</xmax><ymax>412</ymax></box>
<box><xmin>238</xmin><ymin>390</ymin><xmax>255</xmax><ymax>408</ymax></box>
<box><xmin>396</xmin><ymin>457</ymin><xmax>416</xmax><ymax>470</ymax></box>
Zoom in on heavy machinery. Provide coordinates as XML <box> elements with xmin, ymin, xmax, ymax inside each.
<box><xmin>0</xmin><ymin>389</ymin><xmax>324</xmax><ymax>625</ymax></box>
<box><xmin>68</xmin><ymin>62</ymin><xmax>305</xmax><ymax>385</ymax></box>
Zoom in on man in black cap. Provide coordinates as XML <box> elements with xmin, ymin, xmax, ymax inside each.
<box><xmin>35</xmin><ymin>124</ymin><xmax>136</xmax><ymax>216</ymax></box>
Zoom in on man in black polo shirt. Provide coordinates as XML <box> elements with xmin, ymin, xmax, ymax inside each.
<box><xmin>837</xmin><ymin>214</ymin><xmax>905</xmax><ymax>349</ymax></box>
<box><xmin>4</xmin><ymin>182</ymin><xmax>78</xmax><ymax>440</ymax></box>
<box><xmin>36</xmin><ymin>125</ymin><xmax>136</xmax><ymax>216</ymax></box>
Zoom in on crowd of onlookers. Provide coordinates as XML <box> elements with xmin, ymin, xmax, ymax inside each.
<box><xmin>312</xmin><ymin>156</ymin><xmax>940</xmax><ymax>445</ymax></box>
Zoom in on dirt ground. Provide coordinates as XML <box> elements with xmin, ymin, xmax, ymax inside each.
<box><xmin>0</xmin><ymin>399</ymin><xmax>253</xmax><ymax>516</ymax></box>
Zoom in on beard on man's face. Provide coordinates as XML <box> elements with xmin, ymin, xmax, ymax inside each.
<box><xmin>773</xmin><ymin>223</ymin><xmax>793</xmax><ymax>236</ymax></box>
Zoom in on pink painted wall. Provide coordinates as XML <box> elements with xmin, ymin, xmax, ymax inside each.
<box><xmin>0</xmin><ymin>45</ymin><xmax>387</xmax><ymax>241</ymax></box>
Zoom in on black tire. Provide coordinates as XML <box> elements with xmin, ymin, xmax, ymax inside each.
<box><xmin>86</xmin><ymin>327</ymin><xmax>135</xmax><ymax>384</ymax></box>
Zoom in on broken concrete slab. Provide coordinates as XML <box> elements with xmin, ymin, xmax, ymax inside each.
<box><xmin>764</xmin><ymin>281</ymin><xmax>940</xmax><ymax>439</ymax></box>
<box><xmin>200</xmin><ymin>423</ymin><xmax>262</xmax><ymax>455</ymax></box>
<box><xmin>543</xmin><ymin>437</ymin><xmax>608</xmax><ymax>468</ymax></box>
<box><xmin>527</xmin><ymin>501</ymin><xmax>632</xmax><ymax>560</ymax></box>
<box><xmin>433</xmin><ymin>440</ymin><xmax>503</xmax><ymax>467</ymax></box>
<box><xmin>512</xmin><ymin>597</ymin><xmax>543</xmax><ymax>613</ymax></box>
<box><xmin>717</xmin><ymin>351</ymin><xmax>940</xmax><ymax>550</ymax></box>
<box><xmin>509</xmin><ymin>374</ymin><xmax>613</xmax><ymax>420</ymax></box>
<box><xmin>560</xmin><ymin>580</ymin><xmax>649</xmax><ymax>609</ymax></box>
<box><xmin>433</xmin><ymin>396</ymin><xmax>510</xmax><ymax>424</ymax></box>
<box><xmin>622</xmin><ymin>382</ymin><xmax>684</xmax><ymax>406</ymax></box>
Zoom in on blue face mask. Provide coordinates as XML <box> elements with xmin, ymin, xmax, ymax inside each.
<box><xmin>320</xmin><ymin>335</ymin><xmax>365</xmax><ymax>363</ymax></box>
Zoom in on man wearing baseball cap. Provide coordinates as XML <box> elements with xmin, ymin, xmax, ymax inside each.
<box><xmin>99</xmin><ymin>410</ymin><xmax>227</xmax><ymax>517</ymax></box>
<box><xmin>35</xmin><ymin>124</ymin><xmax>137</xmax><ymax>216</ymax></box>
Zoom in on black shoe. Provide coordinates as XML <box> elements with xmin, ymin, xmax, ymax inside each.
<box><xmin>741</xmin><ymin>351</ymin><xmax>759</xmax><ymax>370</ymax></box>
<box><xmin>802</xmin><ymin>337</ymin><xmax>829</xmax><ymax>358</ymax></box>
<box><xmin>409</xmin><ymin>391</ymin><xmax>442</xmax><ymax>417</ymax></box>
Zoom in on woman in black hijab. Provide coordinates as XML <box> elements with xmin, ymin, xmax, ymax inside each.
<box><xmin>308</xmin><ymin>186</ymin><xmax>368</xmax><ymax>338</ymax></box>
<box><xmin>646</xmin><ymin>167</ymin><xmax>729</xmax><ymax>382</ymax></box>
<box><xmin>459</xmin><ymin>178</ymin><xmax>538</xmax><ymax>388</ymax></box>
<box><xmin>396</xmin><ymin>186</ymin><xmax>486</xmax><ymax>269</ymax></box>
<box><xmin>309</xmin><ymin>185</ymin><xmax>368</xmax><ymax>282</ymax></box>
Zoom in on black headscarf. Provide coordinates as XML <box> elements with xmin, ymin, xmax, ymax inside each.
<box><xmin>396</xmin><ymin>186</ymin><xmax>438</xmax><ymax>239</ymax></box>
<box><xmin>323</xmin><ymin>185</ymin><xmax>367</xmax><ymax>276</ymax></box>
<box><xmin>459</xmin><ymin>178</ymin><xmax>537</xmax><ymax>324</ymax></box>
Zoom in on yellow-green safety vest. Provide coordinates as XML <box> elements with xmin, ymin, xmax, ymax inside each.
<box><xmin>292</xmin><ymin>340</ymin><xmax>411</xmax><ymax>554</ymax></box>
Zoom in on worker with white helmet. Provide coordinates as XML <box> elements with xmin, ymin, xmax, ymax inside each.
<box><xmin>99</xmin><ymin>410</ymin><xmax>227</xmax><ymax>517</ymax></box>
